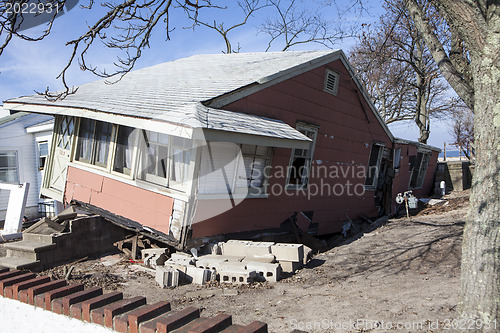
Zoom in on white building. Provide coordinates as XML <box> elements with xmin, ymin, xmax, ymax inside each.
<box><xmin>0</xmin><ymin>112</ymin><xmax>55</xmax><ymax>221</ymax></box>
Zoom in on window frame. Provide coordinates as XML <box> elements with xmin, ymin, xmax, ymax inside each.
<box><xmin>409</xmin><ymin>149</ymin><xmax>431</xmax><ymax>189</ymax></box>
<box><xmin>364</xmin><ymin>143</ymin><xmax>385</xmax><ymax>190</ymax></box>
<box><xmin>234</xmin><ymin>144</ymin><xmax>273</xmax><ymax>196</ymax></box>
<box><xmin>286</xmin><ymin>123</ymin><xmax>319</xmax><ymax>189</ymax></box>
<box><xmin>0</xmin><ymin>150</ymin><xmax>19</xmax><ymax>184</ymax></box>
<box><xmin>37</xmin><ymin>141</ymin><xmax>49</xmax><ymax>170</ymax></box>
<box><xmin>74</xmin><ymin>118</ymin><xmax>116</xmax><ymax>171</ymax></box>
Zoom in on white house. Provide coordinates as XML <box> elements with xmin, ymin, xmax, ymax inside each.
<box><xmin>0</xmin><ymin>112</ymin><xmax>55</xmax><ymax>222</ymax></box>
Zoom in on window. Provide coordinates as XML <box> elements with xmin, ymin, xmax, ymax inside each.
<box><xmin>410</xmin><ymin>150</ymin><xmax>431</xmax><ymax>189</ymax></box>
<box><xmin>393</xmin><ymin>147</ymin><xmax>401</xmax><ymax>170</ymax></box>
<box><xmin>198</xmin><ymin>142</ymin><xmax>272</xmax><ymax>195</ymax></box>
<box><xmin>0</xmin><ymin>151</ymin><xmax>19</xmax><ymax>183</ymax></box>
<box><xmin>113</xmin><ymin>126</ymin><xmax>137</xmax><ymax>176</ymax></box>
<box><xmin>38</xmin><ymin>141</ymin><xmax>49</xmax><ymax>170</ymax></box>
<box><xmin>365</xmin><ymin>143</ymin><xmax>384</xmax><ymax>188</ymax></box>
<box><xmin>324</xmin><ymin>69</ymin><xmax>340</xmax><ymax>95</ymax></box>
<box><xmin>138</xmin><ymin>130</ymin><xmax>193</xmax><ymax>189</ymax></box>
<box><xmin>236</xmin><ymin>145</ymin><xmax>271</xmax><ymax>190</ymax></box>
<box><xmin>75</xmin><ymin>119</ymin><xmax>113</xmax><ymax>167</ymax></box>
<box><xmin>287</xmin><ymin>123</ymin><xmax>318</xmax><ymax>187</ymax></box>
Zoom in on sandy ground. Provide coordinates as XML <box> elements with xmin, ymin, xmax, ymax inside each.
<box><xmin>14</xmin><ymin>191</ymin><xmax>468</xmax><ymax>332</ymax></box>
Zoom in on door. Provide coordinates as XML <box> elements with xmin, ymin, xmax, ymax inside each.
<box><xmin>41</xmin><ymin>116</ymin><xmax>76</xmax><ymax>202</ymax></box>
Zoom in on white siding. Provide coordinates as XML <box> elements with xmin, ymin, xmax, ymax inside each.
<box><xmin>198</xmin><ymin>142</ymin><xmax>240</xmax><ymax>194</ymax></box>
<box><xmin>0</xmin><ymin>114</ymin><xmax>53</xmax><ymax>220</ymax></box>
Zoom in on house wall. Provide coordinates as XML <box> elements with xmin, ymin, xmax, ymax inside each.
<box><xmin>63</xmin><ymin>166</ymin><xmax>174</xmax><ymax>235</ymax></box>
<box><xmin>0</xmin><ymin>114</ymin><xmax>53</xmax><ymax>221</ymax></box>
<box><xmin>191</xmin><ymin>59</ymin><xmax>393</xmax><ymax>237</ymax></box>
<box><xmin>392</xmin><ymin>143</ymin><xmax>439</xmax><ymax>206</ymax></box>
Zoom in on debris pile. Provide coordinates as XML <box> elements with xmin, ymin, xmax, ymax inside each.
<box><xmin>153</xmin><ymin>240</ymin><xmax>312</xmax><ymax>288</ymax></box>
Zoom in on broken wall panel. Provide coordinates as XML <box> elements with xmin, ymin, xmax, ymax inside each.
<box><xmin>64</xmin><ymin>167</ymin><xmax>175</xmax><ymax>235</ymax></box>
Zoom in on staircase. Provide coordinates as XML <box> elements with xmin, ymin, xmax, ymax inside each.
<box><xmin>0</xmin><ymin>232</ymin><xmax>60</xmax><ymax>271</ymax></box>
<box><xmin>0</xmin><ymin>215</ymin><xmax>125</xmax><ymax>272</ymax></box>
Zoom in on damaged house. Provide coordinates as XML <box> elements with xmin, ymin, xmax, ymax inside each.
<box><xmin>2</xmin><ymin>50</ymin><xmax>439</xmax><ymax>249</ymax></box>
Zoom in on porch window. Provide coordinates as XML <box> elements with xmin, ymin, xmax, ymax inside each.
<box><xmin>365</xmin><ymin>143</ymin><xmax>384</xmax><ymax>189</ymax></box>
<box><xmin>113</xmin><ymin>126</ymin><xmax>137</xmax><ymax>176</ymax></box>
<box><xmin>138</xmin><ymin>130</ymin><xmax>192</xmax><ymax>189</ymax></box>
<box><xmin>410</xmin><ymin>151</ymin><xmax>431</xmax><ymax>189</ymax></box>
<box><xmin>0</xmin><ymin>151</ymin><xmax>19</xmax><ymax>183</ymax></box>
<box><xmin>236</xmin><ymin>145</ymin><xmax>271</xmax><ymax>189</ymax></box>
<box><xmin>287</xmin><ymin>123</ymin><xmax>318</xmax><ymax>187</ymax></box>
<box><xmin>76</xmin><ymin>119</ymin><xmax>114</xmax><ymax>167</ymax></box>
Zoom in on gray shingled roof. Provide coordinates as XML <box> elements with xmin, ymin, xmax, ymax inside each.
<box><xmin>3</xmin><ymin>51</ymin><xmax>343</xmax><ymax>143</ymax></box>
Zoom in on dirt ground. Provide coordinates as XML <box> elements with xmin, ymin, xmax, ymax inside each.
<box><xmin>25</xmin><ymin>191</ymin><xmax>468</xmax><ymax>332</ymax></box>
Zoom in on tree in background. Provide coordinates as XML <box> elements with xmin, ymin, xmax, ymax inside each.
<box><xmin>450</xmin><ymin>106</ymin><xmax>474</xmax><ymax>160</ymax></box>
<box><xmin>349</xmin><ymin>0</ymin><xmax>459</xmax><ymax>144</ymax></box>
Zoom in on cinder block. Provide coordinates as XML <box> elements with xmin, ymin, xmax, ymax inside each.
<box><xmin>156</xmin><ymin>267</ymin><xmax>179</xmax><ymax>288</ymax></box>
<box><xmin>271</xmin><ymin>243</ymin><xmax>304</xmax><ymax>263</ymax></box>
<box><xmin>185</xmin><ymin>266</ymin><xmax>214</xmax><ymax>285</ymax></box>
<box><xmin>219</xmin><ymin>268</ymin><xmax>256</xmax><ymax>285</ymax></box>
<box><xmin>245</xmin><ymin>262</ymin><xmax>281</xmax><ymax>282</ymax></box>
<box><xmin>142</xmin><ymin>248</ymin><xmax>168</xmax><ymax>268</ymax></box>
<box><xmin>242</xmin><ymin>254</ymin><xmax>276</xmax><ymax>263</ymax></box>
<box><xmin>195</xmin><ymin>254</ymin><xmax>228</xmax><ymax>270</ymax></box>
<box><xmin>218</xmin><ymin>261</ymin><xmax>247</xmax><ymax>271</ymax></box>
<box><xmin>303</xmin><ymin>245</ymin><xmax>312</xmax><ymax>265</ymax></box>
<box><xmin>278</xmin><ymin>260</ymin><xmax>303</xmax><ymax>274</ymax></box>
<box><xmin>169</xmin><ymin>252</ymin><xmax>196</xmax><ymax>265</ymax></box>
<box><xmin>244</xmin><ymin>242</ymin><xmax>274</xmax><ymax>257</ymax></box>
<box><xmin>222</xmin><ymin>240</ymin><xmax>250</xmax><ymax>257</ymax></box>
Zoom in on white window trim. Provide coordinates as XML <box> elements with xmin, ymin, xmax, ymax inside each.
<box><xmin>409</xmin><ymin>149</ymin><xmax>432</xmax><ymax>189</ymax></box>
<box><xmin>364</xmin><ymin>143</ymin><xmax>385</xmax><ymax>191</ymax></box>
<box><xmin>323</xmin><ymin>68</ymin><xmax>340</xmax><ymax>96</ymax></box>
<box><xmin>286</xmin><ymin>123</ymin><xmax>319</xmax><ymax>189</ymax></box>
<box><xmin>0</xmin><ymin>150</ymin><xmax>20</xmax><ymax>184</ymax></box>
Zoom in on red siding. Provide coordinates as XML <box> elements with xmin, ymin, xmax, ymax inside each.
<box><xmin>64</xmin><ymin>166</ymin><xmax>174</xmax><ymax>235</ymax></box>
<box><xmin>192</xmin><ymin>60</ymin><xmax>393</xmax><ymax>237</ymax></box>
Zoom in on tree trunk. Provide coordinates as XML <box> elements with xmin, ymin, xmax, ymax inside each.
<box><xmin>458</xmin><ymin>17</ymin><xmax>500</xmax><ymax>330</ymax></box>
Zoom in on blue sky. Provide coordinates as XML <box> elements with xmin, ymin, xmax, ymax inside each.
<box><xmin>0</xmin><ymin>0</ymin><xmax>454</xmax><ymax>150</ymax></box>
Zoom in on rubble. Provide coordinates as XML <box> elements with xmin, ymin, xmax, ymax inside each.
<box><xmin>154</xmin><ymin>240</ymin><xmax>309</xmax><ymax>288</ymax></box>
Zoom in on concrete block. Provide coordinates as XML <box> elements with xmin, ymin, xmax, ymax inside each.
<box><xmin>167</xmin><ymin>252</ymin><xmax>196</xmax><ymax>266</ymax></box>
<box><xmin>195</xmin><ymin>254</ymin><xmax>227</xmax><ymax>270</ymax></box>
<box><xmin>303</xmin><ymin>245</ymin><xmax>312</xmax><ymax>265</ymax></box>
<box><xmin>156</xmin><ymin>267</ymin><xmax>179</xmax><ymax>288</ymax></box>
<box><xmin>219</xmin><ymin>268</ymin><xmax>256</xmax><ymax>285</ymax></box>
<box><xmin>242</xmin><ymin>254</ymin><xmax>276</xmax><ymax>263</ymax></box>
<box><xmin>245</xmin><ymin>262</ymin><xmax>281</xmax><ymax>282</ymax></box>
<box><xmin>222</xmin><ymin>240</ymin><xmax>250</xmax><ymax>257</ymax></box>
<box><xmin>244</xmin><ymin>242</ymin><xmax>274</xmax><ymax>256</ymax></box>
<box><xmin>185</xmin><ymin>266</ymin><xmax>214</xmax><ymax>285</ymax></box>
<box><xmin>142</xmin><ymin>248</ymin><xmax>168</xmax><ymax>268</ymax></box>
<box><xmin>271</xmin><ymin>243</ymin><xmax>304</xmax><ymax>263</ymax></box>
<box><xmin>219</xmin><ymin>261</ymin><xmax>248</xmax><ymax>271</ymax></box>
<box><xmin>278</xmin><ymin>260</ymin><xmax>303</xmax><ymax>274</ymax></box>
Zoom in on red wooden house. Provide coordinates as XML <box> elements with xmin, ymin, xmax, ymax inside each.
<box><xmin>3</xmin><ymin>50</ymin><xmax>439</xmax><ymax>249</ymax></box>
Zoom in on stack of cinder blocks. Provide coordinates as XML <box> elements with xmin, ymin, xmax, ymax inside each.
<box><xmin>155</xmin><ymin>240</ymin><xmax>311</xmax><ymax>288</ymax></box>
